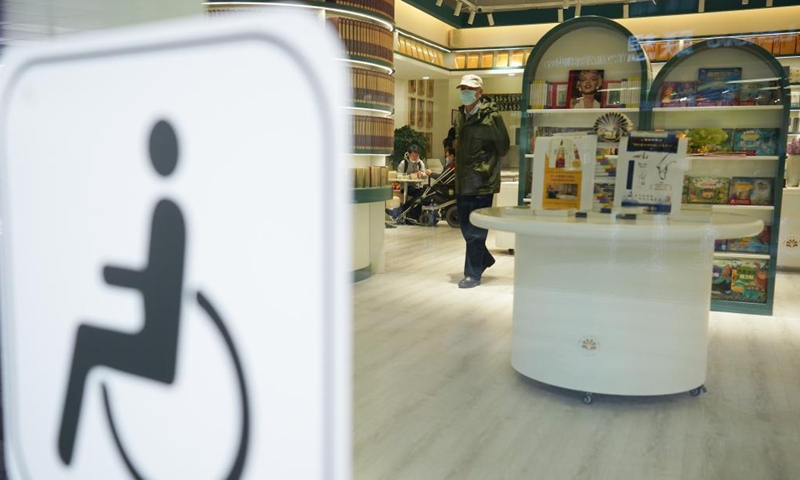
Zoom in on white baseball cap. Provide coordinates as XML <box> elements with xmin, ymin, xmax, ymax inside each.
<box><xmin>457</xmin><ymin>74</ymin><xmax>483</xmax><ymax>89</ymax></box>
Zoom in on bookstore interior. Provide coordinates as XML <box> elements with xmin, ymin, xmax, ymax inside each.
<box><xmin>2</xmin><ymin>1</ymin><xmax>800</xmax><ymax>478</ymax></box>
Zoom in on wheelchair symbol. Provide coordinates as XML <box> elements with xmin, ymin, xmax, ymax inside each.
<box><xmin>57</xmin><ymin>120</ymin><xmax>250</xmax><ymax>479</ymax></box>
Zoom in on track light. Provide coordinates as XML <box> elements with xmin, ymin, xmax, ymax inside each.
<box><xmin>623</xmin><ymin>3</ymin><xmax>629</xmax><ymax>18</ymax></box>
<box><xmin>766</xmin><ymin>0</ymin><xmax>773</xmax><ymax>5</ymax></box>
<box><xmin>742</xmin><ymin>0</ymin><xmax>749</xmax><ymax>4</ymax></box>
<box><xmin>575</xmin><ymin>1</ymin><xmax>581</xmax><ymax>17</ymax></box>
<box><xmin>454</xmin><ymin>1</ymin><xmax>462</xmax><ymax>16</ymax></box>
<box><xmin>562</xmin><ymin>0</ymin><xmax>569</xmax><ymax>9</ymax></box>
<box><xmin>468</xmin><ymin>9</ymin><xmax>476</xmax><ymax>25</ymax></box>
<box><xmin>698</xmin><ymin>0</ymin><xmax>704</xmax><ymax>12</ymax></box>
<box><xmin>558</xmin><ymin>9</ymin><xmax>564</xmax><ymax>22</ymax></box>
<box><xmin>487</xmin><ymin>12</ymin><xmax>494</xmax><ymax>26</ymax></box>
<box><xmin>436</xmin><ymin>0</ymin><xmax>444</xmax><ymax>6</ymax></box>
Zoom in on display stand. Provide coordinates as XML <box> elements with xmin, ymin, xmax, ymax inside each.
<box><xmin>644</xmin><ymin>39</ymin><xmax>790</xmax><ymax>315</ymax></box>
<box><xmin>518</xmin><ymin>16</ymin><xmax>652</xmax><ymax>207</ymax></box>
<box><xmin>471</xmin><ymin>207</ymin><xmax>763</xmax><ymax>403</ymax></box>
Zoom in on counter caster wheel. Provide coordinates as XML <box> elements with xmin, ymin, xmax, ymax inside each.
<box><xmin>582</xmin><ymin>393</ymin><xmax>594</xmax><ymax>405</ymax></box>
<box><xmin>689</xmin><ymin>385</ymin><xmax>707</xmax><ymax>397</ymax></box>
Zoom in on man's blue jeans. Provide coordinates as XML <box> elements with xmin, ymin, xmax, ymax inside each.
<box><xmin>457</xmin><ymin>194</ymin><xmax>495</xmax><ymax>279</ymax></box>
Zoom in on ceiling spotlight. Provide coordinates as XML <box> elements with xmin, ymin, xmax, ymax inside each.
<box><xmin>436</xmin><ymin>0</ymin><xmax>444</xmax><ymax>6</ymax></box>
<box><xmin>766</xmin><ymin>0</ymin><xmax>773</xmax><ymax>5</ymax></box>
<box><xmin>575</xmin><ymin>2</ymin><xmax>581</xmax><ymax>16</ymax></box>
<box><xmin>623</xmin><ymin>4</ymin><xmax>629</xmax><ymax>18</ymax></box>
<box><xmin>468</xmin><ymin>9</ymin><xmax>476</xmax><ymax>25</ymax></box>
<box><xmin>454</xmin><ymin>1</ymin><xmax>463</xmax><ymax>16</ymax></box>
<box><xmin>742</xmin><ymin>0</ymin><xmax>749</xmax><ymax>4</ymax></box>
<box><xmin>562</xmin><ymin>0</ymin><xmax>569</xmax><ymax>9</ymax></box>
<box><xmin>487</xmin><ymin>12</ymin><xmax>495</xmax><ymax>26</ymax></box>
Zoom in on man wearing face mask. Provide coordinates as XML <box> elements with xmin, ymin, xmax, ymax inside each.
<box><xmin>453</xmin><ymin>74</ymin><xmax>510</xmax><ymax>289</ymax></box>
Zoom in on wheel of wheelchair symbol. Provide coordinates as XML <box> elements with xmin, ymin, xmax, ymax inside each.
<box><xmin>101</xmin><ymin>291</ymin><xmax>250</xmax><ymax>480</ymax></box>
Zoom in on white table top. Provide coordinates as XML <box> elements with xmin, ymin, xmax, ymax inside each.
<box><xmin>392</xmin><ymin>177</ymin><xmax>426</xmax><ymax>183</ymax></box>
<box><xmin>471</xmin><ymin>207</ymin><xmax>764</xmax><ymax>241</ymax></box>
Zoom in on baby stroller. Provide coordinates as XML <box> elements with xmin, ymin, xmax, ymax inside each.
<box><xmin>394</xmin><ymin>166</ymin><xmax>459</xmax><ymax>228</ymax></box>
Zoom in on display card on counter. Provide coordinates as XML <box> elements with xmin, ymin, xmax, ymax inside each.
<box><xmin>531</xmin><ymin>134</ymin><xmax>597</xmax><ymax>213</ymax></box>
<box><xmin>614</xmin><ymin>132</ymin><xmax>689</xmax><ymax>214</ymax></box>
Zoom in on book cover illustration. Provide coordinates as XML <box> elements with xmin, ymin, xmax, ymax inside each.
<box><xmin>683</xmin><ymin>127</ymin><xmax>734</xmax><ymax>154</ymax></box>
<box><xmin>726</xmin><ymin>225</ymin><xmax>771</xmax><ymax>254</ymax></box>
<box><xmin>548</xmin><ymin>82</ymin><xmax>569</xmax><ymax>109</ymax></box>
<box><xmin>568</xmin><ymin>69</ymin><xmax>604</xmax><ymax>109</ymax></box>
<box><xmin>732</xmin><ymin>128</ymin><xmax>779</xmax><ymax>156</ymax></box>
<box><xmin>738</xmin><ymin>80</ymin><xmax>780</xmax><ymax>105</ymax></box>
<box><xmin>712</xmin><ymin>260</ymin><xmax>732</xmax><ymax>297</ymax></box>
<box><xmin>614</xmin><ymin>133</ymin><xmax>689</xmax><ymax>214</ymax></box>
<box><xmin>658</xmin><ymin>81</ymin><xmax>698</xmax><ymax>107</ymax></box>
<box><xmin>686</xmin><ymin>176</ymin><xmax>731</xmax><ymax>204</ymax></box>
<box><xmin>721</xmin><ymin>260</ymin><xmax>769</xmax><ymax>303</ymax></box>
<box><xmin>728</xmin><ymin>177</ymin><xmax>773</xmax><ymax>205</ymax></box>
<box><xmin>696</xmin><ymin>67</ymin><xmax>742</xmax><ymax>106</ymax></box>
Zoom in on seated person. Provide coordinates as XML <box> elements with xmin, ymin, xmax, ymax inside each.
<box><xmin>428</xmin><ymin>148</ymin><xmax>455</xmax><ymax>181</ymax></box>
<box><xmin>388</xmin><ymin>144</ymin><xmax>430</xmax><ymax>222</ymax></box>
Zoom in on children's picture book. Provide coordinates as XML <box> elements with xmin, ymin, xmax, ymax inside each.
<box><xmin>728</xmin><ymin>177</ymin><xmax>774</xmax><ymax>205</ymax></box>
<box><xmin>711</xmin><ymin>260</ymin><xmax>733</xmax><ymax>297</ymax></box>
<box><xmin>686</xmin><ymin>176</ymin><xmax>731</xmax><ymax>204</ymax></box>
<box><xmin>531</xmin><ymin>135</ymin><xmax>597</xmax><ymax>211</ymax></box>
<box><xmin>725</xmin><ymin>225</ymin><xmax>771</xmax><ymax>254</ymax></box>
<box><xmin>696</xmin><ymin>67</ymin><xmax>742</xmax><ymax>106</ymax></box>
<box><xmin>738</xmin><ymin>80</ymin><xmax>780</xmax><ymax>105</ymax></box>
<box><xmin>726</xmin><ymin>260</ymin><xmax>769</xmax><ymax>303</ymax></box>
<box><xmin>658</xmin><ymin>81</ymin><xmax>698</xmax><ymax>107</ymax></box>
<box><xmin>683</xmin><ymin>127</ymin><xmax>734</xmax><ymax>154</ymax></box>
<box><xmin>732</xmin><ymin>128</ymin><xmax>779</xmax><ymax>156</ymax></box>
<box><xmin>567</xmin><ymin>69</ymin><xmax>604</xmax><ymax>109</ymax></box>
<box><xmin>614</xmin><ymin>132</ymin><xmax>689</xmax><ymax>214</ymax></box>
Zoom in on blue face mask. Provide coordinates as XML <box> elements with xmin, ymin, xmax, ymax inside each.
<box><xmin>460</xmin><ymin>89</ymin><xmax>477</xmax><ymax>105</ymax></box>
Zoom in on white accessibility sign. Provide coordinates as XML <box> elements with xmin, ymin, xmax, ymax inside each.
<box><xmin>0</xmin><ymin>12</ymin><xmax>351</xmax><ymax>480</ymax></box>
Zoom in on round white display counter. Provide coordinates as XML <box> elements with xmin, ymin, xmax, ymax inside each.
<box><xmin>471</xmin><ymin>208</ymin><xmax>764</xmax><ymax>399</ymax></box>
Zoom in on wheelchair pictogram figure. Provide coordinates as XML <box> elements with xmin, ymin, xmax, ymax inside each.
<box><xmin>58</xmin><ymin>120</ymin><xmax>250</xmax><ymax>479</ymax></box>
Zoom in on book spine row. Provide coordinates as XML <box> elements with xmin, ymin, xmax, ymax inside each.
<box><xmin>530</xmin><ymin>80</ymin><xmax>547</xmax><ymax>109</ymax></box>
<box><xmin>331</xmin><ymin>17</ymin><xmax>394</xmax><ymax>65</ymax></box>
<box><xmin>333</xmin><ymin>0</ymin><xmax>395</xmax><ymax>21</ymax></box>
<box><xmin>352</xmin><ymin>116</ymin><xmax>394</xmax><ymax>153</ymax></box>
<box><xmin>619</xmin><ymin>77</ymin><xmax>640</xmax><ymax>107</ymax></box>
<box><xmin>642</xmin><ymin>33</ymin><xmax>800</xmax><ymax>62</ymax></box>
<box><xmin>352</xmin><ymin>68</ymin><xmax>395</xmax><ymax>108</ymax></box>
<box><xmin>353</xmin><ymin>166</ymin><xmax>390</xmax><ymax>188</ymax></box>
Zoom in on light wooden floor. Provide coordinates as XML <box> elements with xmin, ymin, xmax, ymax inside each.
<box><xmin>354</xmin><ymin>223</ymin><xmax>800</xmax><ymax>480</ymax></box>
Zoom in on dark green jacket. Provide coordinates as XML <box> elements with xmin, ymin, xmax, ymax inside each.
<box><xmin>454</xmin><ymin>96</ymin><xmax>510</xmax><ymax>196</ymax></box>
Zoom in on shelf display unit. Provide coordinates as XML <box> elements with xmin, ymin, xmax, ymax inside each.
<box><xmin>518</xmin><ymin>16</ymin><xmax>652</xmax><ymax>207</ymax></box>
<box><xmin>644</xmin><ymin>40</ymin><xmax>790</xmax><ymax>316</ymax></box>
<box><xmin>208</xmin><ymin>0</ymin><xmax>395</xmax><ymax>280</ymax></box>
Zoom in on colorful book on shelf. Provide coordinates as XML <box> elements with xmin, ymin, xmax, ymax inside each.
<box><xmin>696</xmin><ymin>67</ymin><xmax>742</xmax><ymax>106</ymax></box>
<box><xmin>686</xmin><ymin>176</ymin><xmax>730</xmax><ymax>204</ymax></box>
<box><xmin>681</xmin><ymin>127</ymin><xmax>734</xmax><ymax>154</ymax></box>
<box><xmin>724</xmin><ymin>225</ymin><xmax>771</xmax><ymax>254</ymax></box>
<box><xmin>728</xmin><ymin>177</ymin><xmax>773</xmax><ymax>205</ymax></box>
<box><xmin>714</xmin><ymin>259</ymin><xmax>770</xmax><ymax>303</ymax></box>
<box><xmin>732</xmin><ymin>128</ymin><xmax>779</xmax><ymax>156</ymax></box>
<box><xmin>658</xmin><ymin>81</ymin><xmax>698</xmax><ymax>107</ymax></box>
<box><xmin>738</xmin><ymin>80</ymin><xmax>780</xmax><ymax>106</ymax></box>
<box><xmin>593</xmin><ymin>182</ymin><xmax>615</xmax><ymax>211</ymax></box>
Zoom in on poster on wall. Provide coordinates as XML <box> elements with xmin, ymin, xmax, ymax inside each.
<box><xmin>614</xmin><ymin>132</ymin><xmax>689</xmax><ymax>214</ymax></box>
